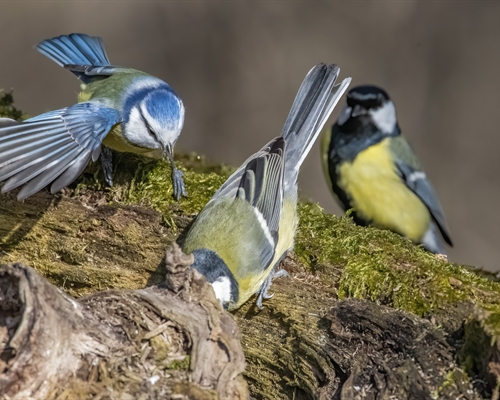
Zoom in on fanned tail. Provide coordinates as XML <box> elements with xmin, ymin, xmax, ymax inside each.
<box><xmin>281</xmin><ymin>63</ymin><xmax>351</xmax><ymax>189</ymax></box>
<box><xmin>36</xmin><ymin>33</ymin><xmax>111</xmax><ymax>82</ymax></box>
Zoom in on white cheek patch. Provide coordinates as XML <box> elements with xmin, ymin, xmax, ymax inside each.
<box><xmin>211</xmin><ymin>277</ymin><xmax>232</xmax><ymax>304</ymax></box>
<box><xmin>337</xmin><ymin>105</ymin><xmax>352</xmax><ymax>126</ymax></box>
<box><xmin>369</xmin><ymin>101</ymin><xmax>397</xmax><ymax>134</ymax></box>
<box><xmin>123</xmin><ymin>106</ymin><xmax>160</xmax><ymax>149</ymax></box>
<box><xmin>140</xmin><ymin>100</ymin><xmax>184</xmax><ymax>145</ymax></box>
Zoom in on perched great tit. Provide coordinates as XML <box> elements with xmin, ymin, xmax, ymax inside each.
<box><xmin>182</xmin><ymin>63</ymin><xmax>351</xmax><ymax>310</ymax></box>
<box><xmin>0</xmin><ymin>33</ymin><xmax>186</xmax><ymax>201</ymax></box>
<box><xmin>320</xmin><ymin>85</ymin><xmax>452</xmax><ymax>254</ymax></box>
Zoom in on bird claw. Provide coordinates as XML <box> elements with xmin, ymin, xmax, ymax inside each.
<box><xmin>172</xmin><ymin>168</ymin><xmax>187</xmax><ymax>200</ymax></box>
<box><xmin>256</xmin><ymin>268</ymin><xmax>290</xmax><ymax>309</ymax></box>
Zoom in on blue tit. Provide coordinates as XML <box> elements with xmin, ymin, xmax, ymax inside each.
<box><xmin>182</xmin><ymin>63</ymin><xmax>351</xmax><ymax>310</ymax></box>
<box><xmin>0</xmin><ymin>33</ymin><xmax>186</xmax><ymax>201</ymax></box>
<box><xmin>320</xmin><ymin>85</ymin><xmax>453</xmax><ymax>254</ymax></box>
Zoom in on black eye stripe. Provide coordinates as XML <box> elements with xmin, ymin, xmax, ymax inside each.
<box><xmin>139</xmin><ymin>109</ymin><xmax>157</xmax><ymax>139</ymax></box>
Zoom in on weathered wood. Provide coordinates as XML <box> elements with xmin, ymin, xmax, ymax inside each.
<box><xmin>0</xmin><ymin>244</ymin><xmax>248</xmax><ymax>400</ymax></box>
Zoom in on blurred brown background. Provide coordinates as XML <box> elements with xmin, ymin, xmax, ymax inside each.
<box><xmin>0</xmin><ymin>2</ymin><xmax>498</xmax><ymax>271</ymax></box>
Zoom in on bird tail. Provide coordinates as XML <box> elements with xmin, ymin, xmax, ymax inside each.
<box><xmin>281</xmin><ymin>64</ymin><xmax>351</xmax><ymax>188</ymax></box>
<box><xmin>36</xmin><ymin>33</ymin><xmax>111</xmax><ymax>73</ymax></box>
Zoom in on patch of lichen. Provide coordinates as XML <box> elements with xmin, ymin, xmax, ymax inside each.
<box><xmin>295</xmin><ymin>202</ymin><xmax>500</xmax><ymax>316</ymax></box>
<box><xmin>0</xmin><ymin>90</ymin><xmax>26</xmax><ymax>120</ymax></box>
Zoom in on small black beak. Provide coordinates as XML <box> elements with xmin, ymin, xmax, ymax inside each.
<box><xmin>351</xmin><ymin>104</ymin><xmax>367</xmax><ymax>118</ymax></box>
<box><xmin>163</xmin><ymin>142</ymin><xmax>175</xmax><ymax>167</ymax></box>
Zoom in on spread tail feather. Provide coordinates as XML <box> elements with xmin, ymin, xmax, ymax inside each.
<box><xmin>36</xmin><ymin>33</ymin><xmax>110</xmax><ymax>81</ymax></box>
<box><xmin>281</xmin><ymin>64</ymin><xmax>351</xmax><ymax>186</ymax></box>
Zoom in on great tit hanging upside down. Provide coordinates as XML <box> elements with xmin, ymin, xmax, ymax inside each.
<box><xmin>0</xmin><ymin>33</ymin><xmax>186</xmax><ymax>201</ymax></box>
<box><xmin>182</xmin><ymin>63</ymin><xmax>351</xmax><ymax>310</ymax></box>
<box><xmin>320</xmin><ymin>85</ymin><xmax>452</xmax><ymax>254</ymax></box>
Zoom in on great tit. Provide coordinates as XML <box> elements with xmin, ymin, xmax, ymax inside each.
<box><xmin>0</xmin><ymin>33</ymin><xmax>186</xmax><ymax>201</ymax></box>
<box><xmin>182</xmin><ymin>63</ymin><xmax>351</xmax><ymax>310</ymax></box>
<box><xmin>320</xmin><ymin>85</ymin><xmax>452</xmax><ymax>254</ymax></box>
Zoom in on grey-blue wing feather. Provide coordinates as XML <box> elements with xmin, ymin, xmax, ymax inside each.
<box><xmin>0</xmin><ymin>118</ymin><xmax>20</xmax><ymax>128</ymax></box>
<box><xmin>0</xmin><ymin>102</ymin><xmax>120</xmax><ymax>200</ymax></box>
<box><xmin>213</xmin><ymin>137</ymin><xmax>283</xmax><ymax>201</ymax></box>
<box><xmin>235</xmin><ymin>137</ymin><xmax>285</xmax><ymax>265</ymax></box>
<box><xmin>237</xmin><ymin>138</ymin><xmax>285</xmax><ymax>236</ymax></box>
<box><xmin>394</xmin><ymin>153</ymin><xmax>453</xmax><ymax>246</ymax></box>
<box><xmin>64</xmin><ymin>64</ymin><xmax>127</xmax><ymax>77</ymax></box>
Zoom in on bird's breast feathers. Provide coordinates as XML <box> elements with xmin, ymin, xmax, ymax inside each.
<box><xmin>338</xmin><ymin>138</ymin><xmax>430</xmax><ymax>241</ymax></box>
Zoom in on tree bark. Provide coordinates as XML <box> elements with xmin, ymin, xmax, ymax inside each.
<box><xmin>0</xmin><ymin>244</ymin><xmax>247</xmax><ymax>400</ymax></box>
<box><xmin>0</xmin><ymin>188</ymin><xmax>496</xmax><ymax>399</ymax></box>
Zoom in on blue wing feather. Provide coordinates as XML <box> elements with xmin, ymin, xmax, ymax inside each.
<box><xmin>0</xmin><ymin>102</ymin><xmax>120</xmax><ymax>200</ymax></box>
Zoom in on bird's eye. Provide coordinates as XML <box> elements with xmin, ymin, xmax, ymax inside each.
<box><xmin>146</xmin><ymin>125</ymin><xmax>156</xmax><ymax>140</ymax></box>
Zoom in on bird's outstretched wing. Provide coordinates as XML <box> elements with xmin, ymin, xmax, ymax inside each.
<box><xmin>0</xmin><ymin>102</ymin><xmax>120</xmax><ymax>200</ymax></box>
<box><xmin>390</xmin><ymin>137</ymin><xmax>453</xmax><ymax>246</ymax></box>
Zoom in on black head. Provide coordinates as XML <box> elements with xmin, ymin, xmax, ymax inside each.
<box><xmin>336</xmin><ymin>84</ymin><xmax>398</xmax><ymax>135</ymax></box>
<box><xmin>191</xmin><ymin>248</ymin><xmax>239</xmax><ymax>308</ymax></box>
<box><xmin>346</xmin><ymin>85</ymin><xmax>390</xmax><ymax>110</ymax></box>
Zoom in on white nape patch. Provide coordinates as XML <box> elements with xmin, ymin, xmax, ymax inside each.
<box><xmin>123</xmin><ymin>106</ymin><xmax>161</xmax><ymax>150</ymax></box>
<box><xmin>369</xmin><ymin>101</ymin><xmax>397</xmax><ymax>134</ymax></box>
<box><xmin>253</xmin><ymin>208</ymin><xmax>275</xmax><ymax>247</ymax></box>
<box><xmin>337</xmin><ymin>105</ymin><xmax>352</xmax><ymax>126</ymax></box>
<box><xmin>128</xmin><ymin>76</ymin><xmax>164</xmax><ymax>93</ymax></box>
<box><xmin>211</xmin><ymin>276</ymin><xmax>232</xmax><ymax>304</ymax></box>
<box><xmin>408</xmin><ymin>171</ymin><xmax>427</xmax><ymax>183</ymax></box>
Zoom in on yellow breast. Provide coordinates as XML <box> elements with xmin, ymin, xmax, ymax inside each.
<box><xmin>231</xmin><ymin>199</ymin><xmax>298</xmax><ymax>310</ymax></box>
<box><xmin>338</xmin><ymin>138</ymin><xmax>430</xmax><ymax>242</ymax></box>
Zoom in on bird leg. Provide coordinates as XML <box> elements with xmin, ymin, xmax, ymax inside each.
<box><xmin>172</xmin><ymin>167</ymin><xmax>187</xmax><ymax>201</ymax></box>
<box><xmin>164</xmin><ymin>146</ymin><xmax>187</xmax><ymax>200</ymax></box>
<box><xmin>100</xmin><ymin>146</ymin><xmax>114</xmax><ymax>187</ymax></box>
<box><xmin>256</xmin><ymin>268</ymin><xmax>290</xmax><ymax>309</ymax></box>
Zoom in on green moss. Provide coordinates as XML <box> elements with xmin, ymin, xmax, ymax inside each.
<box><xmin>481</xmin><ymin>303</ymin><xmax>500</xmax><ymax>338</ymax></box>
<box><xmin>75</xmin><ymin>151</ymin><xmax>231</xmax><ymax>227</ymax></box>
<box><xmin>163</xmin><ymin>356</ymin><xmax>190</xmax><ymax>371</ymax></box>
<box><xmin>435</xmin><ymin>369</ymin><xmax>473</xmax><ymax>398</ymax></box>
<box><xmin>0</xmin><ymin>90</ymin><xmax>27</xmax><ymax>120</ymax></box>
<box><xmin>295</xmin><ymin>202</ymin><xmax>500</xmax><ymax>316</ymax></box>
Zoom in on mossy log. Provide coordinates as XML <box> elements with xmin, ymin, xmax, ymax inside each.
<box><xmin>0</xmin><ymin>151</ymin><xmax>500</xmax><ymax>399</ymax></box>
